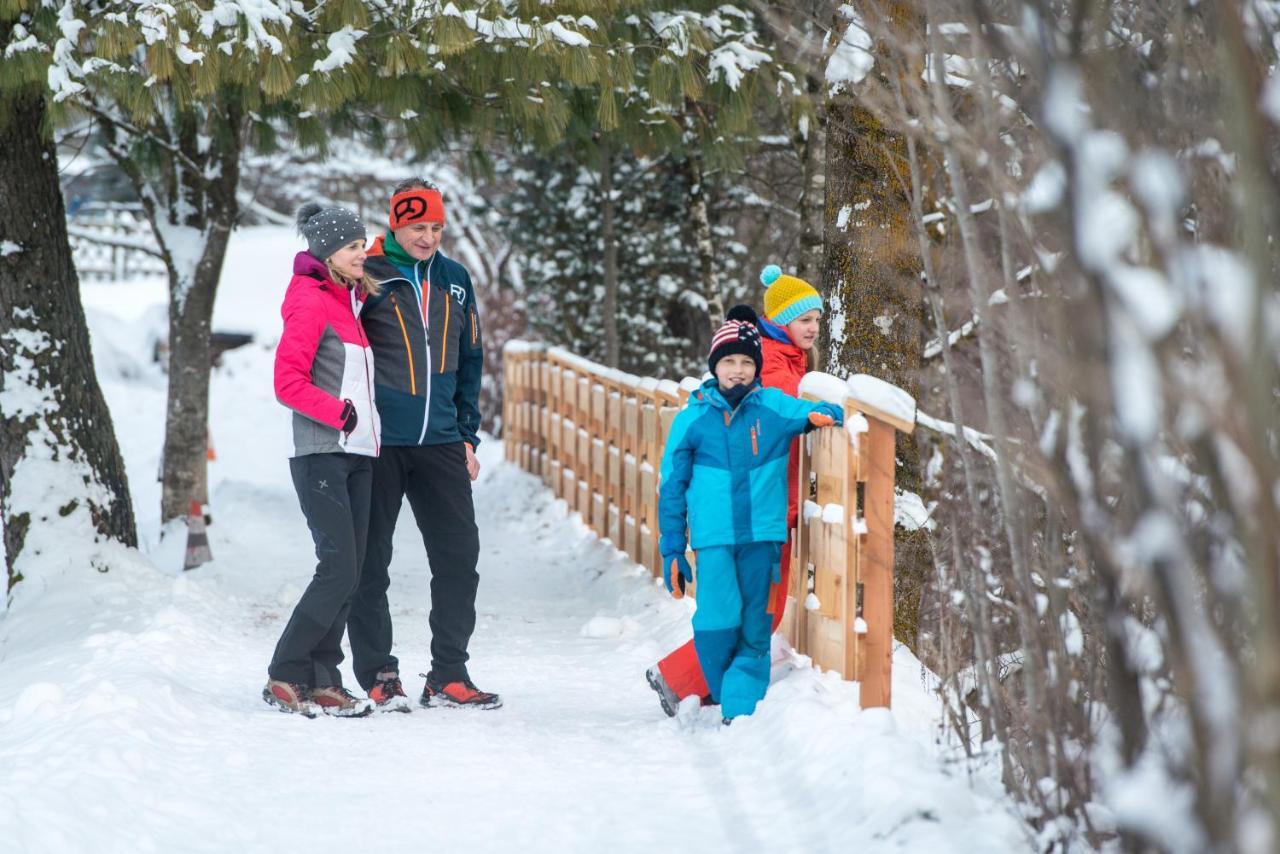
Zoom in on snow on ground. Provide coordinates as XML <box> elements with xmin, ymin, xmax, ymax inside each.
<box><xmin>0</xmin><ymin>226</ymin><xmax>1032</xmax><ymax>853</ymax></box>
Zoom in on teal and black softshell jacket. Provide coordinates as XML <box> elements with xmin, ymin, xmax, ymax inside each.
<box><xmin>361</xmin><ymin>234</ymin><xmax>483</xmax><ymax>448</ymax></box>
<box><xmin>658</xmin><ymin>379</ymin><xmax>843</xmax><ymax>556</ymax></box>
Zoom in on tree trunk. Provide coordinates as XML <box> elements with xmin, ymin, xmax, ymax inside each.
<box><xmin>795</xmin><ymin>74</ymin><xmax>827</xmax><ymax>282</ymax></box>
<box><xmin>821</xmin><ymin>87</ymin><xmax>926</xmax><ymax>645</ymax></box>
<box><xmin>600</xmin><ymin>142</ymin><xmax>620</xmax><ymax>368</ymax></box>
<box><xmin>0</xmin><ymin>86</ymin><xmax>137</xmax><ymax>594</ymax></box>
<box><xmin>158</xmin><ymin>236</ymin><xmax>225</xmax><ymax>524</ymax></box>
<box><xmin>687</xmin><ymin>151</ymin><xmax>724</xmax><ymax>328</ymax></box>
<box><xmin>755</xmin><ymin>1</ymin><xmax>832</xmax><ymax>282</ymax></box>
<box><xmin>158</xmin><ymin>106</ymin><xmax>242</xmax><ymax>525</ymax></box>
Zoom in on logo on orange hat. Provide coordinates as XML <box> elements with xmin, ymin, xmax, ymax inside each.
<box><xmin>389</xmin><ymin>188</ymin><xmax>446</xmax><ymax>230</ymax></box>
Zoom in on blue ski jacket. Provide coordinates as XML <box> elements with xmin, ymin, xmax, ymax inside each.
<box><xmin>658</xmin><ymin>378</ymin><xmax>843</xmax><ymax>555</ymax></box>
<box><xmin>360</xmin><ymin>234</ymin><xmax>483</xmax><ymax>448</ymax></box>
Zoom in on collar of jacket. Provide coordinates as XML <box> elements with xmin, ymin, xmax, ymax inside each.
<box><xmin>762</xmin><ymin>332</ymin><xmax>807</xmax><ymax>370</ymax></box>
<box><xmin>368</xmin><ymin>232</ymin><xmax>432</xmax><ymax>275</ymax></box>
<box><xmin>366</xmin><ymin>233</ymin><xmax>449</xmax><ymax>288</ymax></box>
<box><xmin>759</xmin><ymin>314</ymin><xmax>797</xmax><ymax>346</ymax></box>
<box><xmin>293</xmin><ymin>251</ymin><xmax>350</xmax><ymax>301</ymax></box>
<box><xmin>693</xmin><ymin>377</ymin><xmax>762</xmax><ymax>412</ymax></box>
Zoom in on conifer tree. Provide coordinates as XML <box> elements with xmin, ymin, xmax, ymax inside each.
<box><xmin>10</xmin><ymin>1</ymin><xmax>626</xmax><ymax>528</ymax></box>
<box><xmin>494</xmin><ymin>2</ymin><xmax>771</xmax><ymax>368</ymax></box>
<box><xmin>498</xmin><ymin>144</ymin><xmax>745</xmax><ymax>377</ymax></box>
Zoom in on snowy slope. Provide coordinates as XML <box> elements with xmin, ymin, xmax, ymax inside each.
<box><xmin>0</xmin><ymin>226</ymin><xmax>1032</xmax><ymax>853</ymax></box>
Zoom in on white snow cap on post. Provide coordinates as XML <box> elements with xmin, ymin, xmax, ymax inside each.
<box><xmin>797</xmin><ymin>371</ymin><xmax>917</xmax><ymax>433</ymax></box>
<box><xmin>502</xmin><ymin>339</ymin><xmax>546</xmax><ymax>355</ymax></box>
<box><xmin>678</xmin><ymin>376</ymin><xmax>703</xmax><ymax>395</ymax></box>
<box><xmin>846</xmin><ymin>375</ymin><xmax>916</xmax><ymax>427</ymax></box>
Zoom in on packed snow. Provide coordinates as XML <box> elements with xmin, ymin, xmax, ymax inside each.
<box><xmin>0</xmin><ymin>226</ymin><xmax>1031</xmax><ymax>853</ymax></box>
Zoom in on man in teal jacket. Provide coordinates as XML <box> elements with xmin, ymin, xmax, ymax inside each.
<box><xmin>348</xmin><ymin>178</ymin><xmax>499</xmax><ymax>711</ymax></box>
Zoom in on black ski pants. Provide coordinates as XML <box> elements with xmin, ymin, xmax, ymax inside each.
<box><xmin>349</xmin><ymin>442</ymin><xmax>480</xmax><ymax>690</ymax></box>
<box><xmin>269</xmin><ymin>452</ymin><xmax>372</xmax><ymax>688</ymax></box>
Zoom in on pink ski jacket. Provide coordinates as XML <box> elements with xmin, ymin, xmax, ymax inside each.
<box><xmin>274</xmin><ymin>251</ymin><xmax>380</xmax><ymax>458</ymax></box>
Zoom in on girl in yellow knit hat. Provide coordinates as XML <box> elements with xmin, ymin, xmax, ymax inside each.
<box><xmin>758</xmin><ymin>264</ymin><xmax>823</xmax><ymax>371</ymax></box>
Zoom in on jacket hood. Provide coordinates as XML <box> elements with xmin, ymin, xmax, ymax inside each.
<box><xmin>762</xmin><ymin>333</ymin><xmax>806</xmax><ymax>364</ymax></box>
<box><xmin>759</xmin><ymin>315</ymin><xmax>799</xmax><ymax>348</ymax></box>
<box><xmin>287</xmin><ymin>251</ymin><xmax>357</xmax><ymax>312</ymax></box>
<box><xmin>293</xmin><ymin>250</ymin><xmax>330</xmax><ymax>279</ymax></box>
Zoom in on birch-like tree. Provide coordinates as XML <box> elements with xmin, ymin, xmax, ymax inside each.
<box><xmin>846</xmin><ymin>0</ymin><xmax>1280</xmax><ymax>848</ymax></box>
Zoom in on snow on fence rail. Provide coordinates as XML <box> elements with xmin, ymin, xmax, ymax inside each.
<box><xmin>502</xmin><ymin>340</ymin><xmax>914</xmax><ymax>708</ymax></box>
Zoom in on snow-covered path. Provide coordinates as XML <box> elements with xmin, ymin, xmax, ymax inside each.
<box><xmin>0</xmin><ymin>227</ymin><xmax>1030</xmax><ymax>853</ymax></box>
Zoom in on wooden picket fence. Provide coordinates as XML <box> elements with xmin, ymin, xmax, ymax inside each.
<box><xmin>501</xmin><ymin>341</ymin><xmax>914</xmax><ymax>708</ymax></box>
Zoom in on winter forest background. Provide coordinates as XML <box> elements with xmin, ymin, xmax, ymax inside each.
<box><xmin>5</xmin><ymin>1</ymin><xmax>1280</xmax><ymax>851</ymax></box>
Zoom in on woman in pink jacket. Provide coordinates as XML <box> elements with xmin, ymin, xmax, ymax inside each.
<box><xmin>263</xmin><ymin>203</ymin><xmax>381</xmax><ymax>718</ymax></box>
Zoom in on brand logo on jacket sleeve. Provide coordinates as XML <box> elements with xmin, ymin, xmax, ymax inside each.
<box><xmin>450</xmin><ymin>283</ymin><xmax>467</xmax><ymax>305</ymax></box>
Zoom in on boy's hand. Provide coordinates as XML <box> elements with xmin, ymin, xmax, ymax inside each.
<box><xmin>807</xmin><ymin>411</ymin><xmax>835</xmax><ymax>428</ymax></box>
<box><xmin>807</xmin><ymin>405</ymin><xmax>843</xmax><ymax>430</ymax></box>
<box><xmin>663</xmin><ymin>553</ymin><xmax>693</xmax><ymax>599</ymax></box>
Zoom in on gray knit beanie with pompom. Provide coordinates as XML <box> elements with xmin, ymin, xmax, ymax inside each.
<box><xmin>295</xmin><ymin>202</ymin><xmax>366</xmax><ymax>262</ymax></box>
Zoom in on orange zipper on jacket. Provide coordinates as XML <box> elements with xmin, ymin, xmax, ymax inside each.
<box><xmin>751</xmin><ymin>426</ymin><xmax>758</xmax><ymax>455</ymax></box>
<box><xmin>470</xmin><ymin>309</ymin><xmax>477</xmax><ymax>345</ymax></box>
<box><xmin>439</xmin><ymin>297</ymin><xmax>451</xmax><ymax>372</ymax></box>
<box><xmin>391</xmin><ymin>294</ymin><xmax>416</xmax><ymax>395</ymax></box>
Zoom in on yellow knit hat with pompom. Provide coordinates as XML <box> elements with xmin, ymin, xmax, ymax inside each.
<box><xmin>761</xmin><ymin>265</ymin><xmax>823</xmax><ymax>325</ymax></box>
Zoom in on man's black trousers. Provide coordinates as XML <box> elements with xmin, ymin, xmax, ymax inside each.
<box><xmin>269</xmin><ymin>452</ymin><xmax>371</xmax><ymax>688</ymax></box>
<box><xmin>349</xmin><ymin>442</ymin><xmax>480</xmax><ymax>690</ymax></box>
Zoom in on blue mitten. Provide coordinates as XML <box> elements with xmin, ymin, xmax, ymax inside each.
<box><xmin>662</xmin><ymin>552</ymin><xmax>693</xmax><ymax>598</ymax></box>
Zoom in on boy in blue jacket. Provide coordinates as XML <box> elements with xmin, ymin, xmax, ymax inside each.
<box><xmin>658</xmin><ymin>307</ymin><xmax>843</xmax><ymax>721</ymax></box>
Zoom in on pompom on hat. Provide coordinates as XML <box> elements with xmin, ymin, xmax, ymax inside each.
<box><xmin>760</xmin><ymin>264</ymin><xmax>823</xmax><ymax>326</ymax></box>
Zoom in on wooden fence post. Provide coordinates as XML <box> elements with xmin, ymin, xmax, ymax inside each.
<box><xmin>858</xmin><ymin>418</ymin><xmax>896</xmax><ymax>709</ymax></box>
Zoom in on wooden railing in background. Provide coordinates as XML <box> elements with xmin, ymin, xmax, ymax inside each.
<box><xmin>502</xmin><ymin>341</ymin><xmax>914</xmax><ymax>708</ymax></box>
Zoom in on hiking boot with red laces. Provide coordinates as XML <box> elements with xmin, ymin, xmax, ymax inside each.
<box><xmin>419</xmin><ymin>673</ymin><xmax>502</xmax><ymax>710</ymax></box>
<box><xmin>368</xmin><ymin>671</ymin><xmax>412</xmax><ymax>713</ymax></box>
<box><xmin>310</xmin><ymin>685</ymin><xmax>374</xmax><ymax>718</ymax></box>
<box><xmin>263</xmin><ymin>679</ymin><xmax>316</xmax><ymax>718</ymax></box>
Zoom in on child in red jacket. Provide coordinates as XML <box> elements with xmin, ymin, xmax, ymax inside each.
<box><xmin>647</xmin><ymin>265</ymin><xmax>825</xmax><ymax>715</ymax></box>
<box><xmin>263</xmin><ymin>203</ymin><xmax>381</xmax><ymax>718</ymax></box>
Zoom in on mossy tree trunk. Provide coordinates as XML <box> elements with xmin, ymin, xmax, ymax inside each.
<box><xmin>820</xmin><ymin>18</ymin><xmax>928</xmax><ymax>646</ymax></box>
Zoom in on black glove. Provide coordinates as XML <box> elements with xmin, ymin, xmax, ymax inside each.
<box><xmin>340</xmin><ymin>399</ymin><xmax>358</xmax><ymax>435</ymax></box>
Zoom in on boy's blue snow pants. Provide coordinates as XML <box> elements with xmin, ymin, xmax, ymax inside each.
<box><xmin>691</xmin><ymin>541</ymin><xmax>782</xmax><ymax>719</ymax></box>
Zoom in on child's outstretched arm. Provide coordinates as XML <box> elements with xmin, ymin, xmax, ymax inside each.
<box><xmin>763</xmin><ymin>388</ymin><xmax>845</xmax><ymax>438</ymax></box>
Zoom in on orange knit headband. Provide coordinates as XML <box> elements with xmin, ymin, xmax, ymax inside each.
<box><xmin>389</xmin><ymin>188</ymin><xmax>446</xmax><ymax>230</ymax></box>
